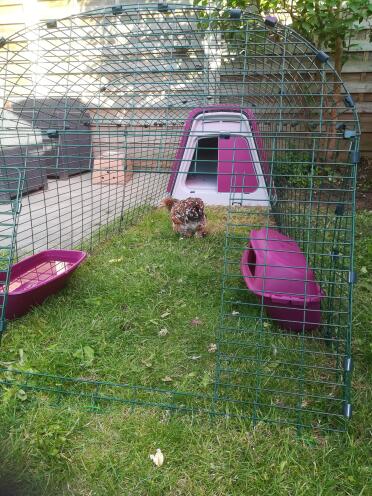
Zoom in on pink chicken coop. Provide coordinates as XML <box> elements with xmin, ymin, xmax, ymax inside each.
<box><xmin>167</xmin><ymin>106</ymin><xmax>273</xmax><ymax>206</ymax></box>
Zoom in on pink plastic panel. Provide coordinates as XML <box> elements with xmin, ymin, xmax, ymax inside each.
<box><xmin>217</xmin><ymin>135</ymin><xmax>258</xmax><ymax>193</ymax></box>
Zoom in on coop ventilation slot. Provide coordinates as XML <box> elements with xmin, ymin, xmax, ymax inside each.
<box><xmin>246</xmin><ymin>245</ymin><xmax>257</xmax><ymax>277</ymax></box>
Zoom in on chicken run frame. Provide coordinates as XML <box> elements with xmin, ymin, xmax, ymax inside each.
<box><xmin>0</xmin><ymin>3</ymin><xmax>359</xmax><ymax>432</ymax></box>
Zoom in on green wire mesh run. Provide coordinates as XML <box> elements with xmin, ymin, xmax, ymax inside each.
<box><xmin>0</xmin><ymin>4</ymin><xmax>359</xmax><ymax>432</ymax></box>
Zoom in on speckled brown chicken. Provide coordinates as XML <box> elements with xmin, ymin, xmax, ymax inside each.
<box><xmin>161</xmin><ymin>197</ymin><xmax>207</xmax><ymax>237</ymax></box>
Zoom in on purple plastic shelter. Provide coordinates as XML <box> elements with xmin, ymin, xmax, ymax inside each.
<box><xmin>241</xmin><ymin>228</ymin><xmax>324</xmax><ymax>331</ymax></box>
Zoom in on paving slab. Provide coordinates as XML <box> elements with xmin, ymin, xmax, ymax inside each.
<box><xmin>0</xmin><ymin>171</ymin><xmax>168</xmax><ymax>259</ymax></box>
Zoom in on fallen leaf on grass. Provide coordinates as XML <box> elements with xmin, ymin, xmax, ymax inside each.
<box><xmin>231</xmin><ymin>311</ymin><xmax>240</xmax><ymax>316</ymax></box>
<box><xmin>160</xmin><ymin>410</ymin><xmax>171</xmax><ymax>423</ymax></box>
<box><xmin>16</xmin><ymin>389</ymin><xmax>27</xmax><ymax>402</ymax></box>
<box><xmin>186</xmin><ymin>372</ymin><xmax>197</xmax><ymax>378</ymax></box>
<box><xmin>188</xmin><ymin>355</ymin><xmax>201</xmax><ymax>361</ymax></box>
<box><xmin>201</xmin><ymin>371</ymin><xmax>212</xmax><ymax>388</ymax></box>
<box><xmin>162</xmin><ymin>376</ymin><xmax>173</xmax><ymax>383</ymax></box>
<box><xmin>150</xmin><ymin>448</ymin><xmax>164</xmax><ymax>467</ymax></box>
<box><xmin>19</xmin><ymin>349</ymin><xmax>26</xmax><ymax>365</ymax></box>
<box><xmin>191</xmin><ymin>318</ymin><xmax>202</xmax><ymax>326</ymax></box>
<box><xmin>84</xmin><ymin>297</ymin><xmax>102</xmax><ymax>306</ymax></box>
<box><xmin>158</xmin><ymin>328</ymin><xmax>169</xmax><ymax>337</ymax></box>
<box><xmin>208</xmin><ymin>343</ymin><xmax>217</xmax><ymax>353</ymax></box>
<box><xmin>160</xmin><ymin>311</ymin><xmax>171</xmax><ymax>319</ymax></box>
<box><xmin>142</xmin><ymin>360</ymin><xmax>153</xmax><ymax>369</ymax></box>
<box><xmin>108</xmin><ymin>258</ymin><xmax>123</xmax><ymax>263</ymax></box>
<box><xmin>73</xmin><ymin>345</ymin><xmax>95</xmax><ymax>365</ymax></box>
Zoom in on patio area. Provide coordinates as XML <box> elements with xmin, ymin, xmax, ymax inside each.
<box><xmin>5</xmin><ymin>171</ymin><xmax>167</xmax><ymax>258</ymax></box>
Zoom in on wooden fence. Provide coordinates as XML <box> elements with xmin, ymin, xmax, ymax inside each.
<box><xmin>343</xmin><ymin>43</ymin><xmax>372</xmax><ymax>157</ymax></box>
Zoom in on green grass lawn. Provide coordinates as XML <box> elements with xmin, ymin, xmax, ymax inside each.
<box><xmin>0</xmin><ymin>208</ymin><xmax>371</xmax><ymax>496</ymax></box>
<box><xmin>1</xmin><ymin>208</ymin><xmax>230</xmax><ymax>399</ymax></box>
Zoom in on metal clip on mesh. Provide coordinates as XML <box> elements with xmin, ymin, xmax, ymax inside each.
<box><xmin>46</xmin><ymin>129</ymin><xmax>59</xmax><ymax>139</ymax></box>
<box><xmin>229</xmin><ymin>8</ymin><xmax>242</xmax><ymax>19</ymax></box>
<box><xmin>348</xmin><ymin>272</ymin><xmax>357</xmax><ymax>284</ymax></box>
<box><xmin>316</xmin><ymin>51</ymin><xmax>330</xmax><ymax>63</ymax></box>
<box><xmin>344</xmin><ymin>129</ymin><xmax>357</xmax><ymax>139</ymax></box>
<box><xmin>46</xmin><ymin>20</ymin><xmax>57</xmax><ymax>29</ymax></box>
<box><xmin>112</xmin><ymin>6</ymin><xmax>123</xmax><ymax>15</ymax></box>
<box><xmin>158</xmin><ymin>2</ymin><xmax>169</xmax><ymax>12</ymax></box>
<box><xmin>351</xmin><ymin>150</ymin><xmax>360</xmax><ymax>164</ymax></box>
<box><xmin>343</xmin><ymin>403</ymin><xmax>352</xmax><ymax>419</ymax></box>
<box><xmin>344</xmin><ymin>95</ymin><xmax>355</xmax><ymax>108</ymax></box>
<box><xmin>264</xmin><ymin>15</ymin><xmax>278</xmax><ymax>27</ymax></box>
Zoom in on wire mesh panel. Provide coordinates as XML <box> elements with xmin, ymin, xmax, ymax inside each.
<box><xmin>0</xmin><ymin>4</ymin><xmax>358</xmax><ymax>432</ymax></box>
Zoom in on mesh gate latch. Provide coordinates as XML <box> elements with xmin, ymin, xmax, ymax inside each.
<box><xmin>348</xmin><ymin>271</ymin><xmax>357</xmax><ymax>284</ymax></box>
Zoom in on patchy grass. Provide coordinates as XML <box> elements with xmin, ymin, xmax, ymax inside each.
<box><xmin>1</xmin><ymin>208</ymin><xmax>231</xmax><ymax>395</ymax></box>
<box><xmin>0</xmin><ymin>208</ymin><xmax>371</xmax><ymax>495</ymax></box>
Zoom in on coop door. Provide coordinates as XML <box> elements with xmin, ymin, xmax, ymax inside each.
<box><xmin>217</xmin><ymin>135</ymin><xmax>258</xmax><ymax>193</ymax></box>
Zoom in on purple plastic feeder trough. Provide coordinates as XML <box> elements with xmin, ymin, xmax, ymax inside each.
<box><xmin>241</xmin><ymin>228</ymin><xmax>324</xmax><ymax>331</ymax></box>
<box><xmin>0</xmin><ymin>249</ymin><xmax>87</xmax><ymax>319</ymax></box>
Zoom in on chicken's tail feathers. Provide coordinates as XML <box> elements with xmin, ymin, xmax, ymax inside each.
<box><xmin>160</xmin><ymin>196</ymin><xmax>177</xmax><ymax>210</ymax></box>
